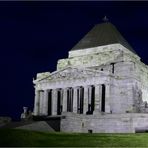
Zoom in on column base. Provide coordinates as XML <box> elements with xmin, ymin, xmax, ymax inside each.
<box><xmin>105</xmin><ymin>105</ymin><xmax>111</xmax><ymax>113</ymax></box>
<box><xmin>42</xmin><ymin>113</ymin><xmax>48</xmax><ymax>116</ymax></box>
<box><xmin>93</xmin><ymin>110</ymin><xmax>101</xmax><ymax>115</ymax></box>
<box><xmin>62</xmin><ymin>111</ymin><xmax>67</xmax><ymax>115</ymax></box>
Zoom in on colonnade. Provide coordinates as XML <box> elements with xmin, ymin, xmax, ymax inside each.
<box><xmin>34</xmin><ymin>84</ymin><xmax>110</xmax><ymax>116</ymax></box>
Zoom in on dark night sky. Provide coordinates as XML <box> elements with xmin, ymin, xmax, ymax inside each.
<box><xmin>1</xmin><ymin>1</ymin><xmax>148</xmax><ymax>120</ymax></box>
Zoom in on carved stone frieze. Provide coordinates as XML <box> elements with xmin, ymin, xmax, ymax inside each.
<box><xmin>50</xmin><ymin>67</ymin><xmax>102</xmax><ymax>81</ymax></box>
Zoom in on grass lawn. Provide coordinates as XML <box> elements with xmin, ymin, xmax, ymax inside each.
<box><xmin>0</xmin><ymin>129</ymin><xmax>148</xmax><ymax>147</ymax></box>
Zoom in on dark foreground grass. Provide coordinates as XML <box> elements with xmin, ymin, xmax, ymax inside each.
<box><xmin>0</xmin><ymin>129</ymin><xmax>148</xmax><ymax>147</ymax></box>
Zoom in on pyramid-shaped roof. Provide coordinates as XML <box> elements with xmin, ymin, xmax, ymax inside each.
<box><xmin>71</xmin><ymin>22</ymin><xmax>136</xmax><ymax>54</ymax></box>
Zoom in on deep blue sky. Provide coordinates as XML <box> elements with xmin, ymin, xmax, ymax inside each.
<box><xmin>1</xmin><ymin>1</ymin><xmax>148</xmax><ymax>120</ymax></box>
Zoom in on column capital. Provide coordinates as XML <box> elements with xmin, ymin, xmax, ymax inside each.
<box><xmin>94</xmin><ymin>84</ymin><xmax>100</xmax><ymax>87</ymax></box>
<box><xmin>39</xmin><ymin>89</ymin><xmax>44</xmax><ymax>92</ymax></box>
<box><xmin>52</xmin><ymin>88</ymin><xmax>57</xmax><ymax>92</ymax></box>
<box><xmin>94</xmin><ymin>84</ymin><xmax>102</xmax><ymax>86</ymax></box>
<box><xmin>44</xmin><ymin>89</ymin><xmax>49</xmax><ymax>92</ymax></box>
<box><xmin>83</xmin><ymin>85</ymin><xmax>90</xmax><ymax>88</ymax></box>
<box><xmin>74</xmin><ymin>86</ymin><xmax>80</xmax><ymax>89</ymax></box>
<box><xmin>64</xmin><ymin>87</ymin><xmax>70</xmax><ymax>90</ymax></box>
<box><xmin>54</xmin><ymin>88</ymin><xmax>60</xmax><ymax>91</ymax></box>
<box><xmin>35</xmin><ymin>89</ymin><xmax>39</xmax><ymax>94</ymax></box>
<box><xmin>88</xmin><ymin>85</ymin><xmax>93</xmax><ymax>88</ymax></box>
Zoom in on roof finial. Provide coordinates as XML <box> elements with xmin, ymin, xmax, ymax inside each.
<box><xmin>103</xmin><ymin>16</ymin><xmax>109</xmax><ymax>22</ymax></box>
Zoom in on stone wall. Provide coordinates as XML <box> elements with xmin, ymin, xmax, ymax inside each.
<box><xmin>110</xmin><ymin>82</ymin><xmax>134</xmax><ymax>113</ymax></box>
<box><xmin>123</xmin><ymin>49</ymin><xmax>148</xmax><ymax>103</ymax></box>
<box><xmin>57</xmin><ymin>44</ymin><xmax>129</xmax><ymax>70</ymax></box>
<box><xmin>135</xmin><ymin>62</ymin><xmax>148</xmax><ymax>103</ymax></box>
<box><xmin>61</xmin><ymin>113</ymin><xmax>148</xmax><ymax>133</ymax></box>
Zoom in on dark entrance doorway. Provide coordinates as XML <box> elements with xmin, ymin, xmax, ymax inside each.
<box><xmin>101</xmin><ymin>84</ymin><xmax>105</xmax><ymax>112</ymax></box>
<box><xmin>67</xmin><ymin>88</ymin><xmax>73</xmax><ymax>112</ymax></box>
<box><xmin>57</xmin><ymin>89</ymin><xmax>62</xmax><ymax>115</ymax></box>
<box><xmin>80</xmin><ymin>87</ymin><xmax>84</xmax><ymax>114</ymax></box>
<box><xmin>91</xmin><ymin>86</ymin><xmax>95</xmax><ymax>114</ymax></box>
<box><xmin>87</xmin><ymin>86</ymin><xmax>95</xmax><ymax>115</ymax></box>
<box><xmin>48</xmin><ymin>90</ymin><xmax>52</xmax><ymax>115</ymax></box>
<box><xmin>77</xmin><ymin>87</ymin><xmax>84</xmax><ymax>114</ymax></box>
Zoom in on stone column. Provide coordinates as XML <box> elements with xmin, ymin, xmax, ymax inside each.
<box><xmin>34</xmin><ymin>90</ymin><xmax>40</xmax><ymax>116</ymax></box>
<box><xmin>83</xmin><ymin>86</ymin><xmax>89</xmax><ymax>114</ymax></box>
<box><xmin>52</xmin><ymin>89</ymin><xmax>57</xmax><ymax>115</ymax></box>
<box><xmin>73</xmin><ymin>87</ymin><xmax>78</xmax><ymax>113</ymax></box>
<box><xmin>42</xmin><ymin>90</ymin><xmax>48</xmax><ymax>116</ymax></box>
<box><xmin>62</xmin><ymin>88</ymin><xmax>67</xmax><ymax>113</ymax></box>
<box><xmin>105</xmin><ymin>84</ymin><xmax>111</xmax><ymax>113</ymax></box>
<box><xmin>94</xmin><ymin>85</ymin><xmax>101</xmax><ymax>114</ymax></box>
<box><xmin>39</xmin><ymin>90</ymin><xmax>44</xmax><ymax>115</ymax></box>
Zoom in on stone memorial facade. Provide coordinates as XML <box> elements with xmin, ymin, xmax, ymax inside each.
<box><xmin>33</xmin><ymin>21</ymin><xmax>148</xmax><ymax>133</ymax></box>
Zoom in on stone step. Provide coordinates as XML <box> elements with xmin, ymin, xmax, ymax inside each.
<box><xmin>15</xmin><ymin>121</ymin><xmax>55</xmax><ymax>132</ymax></box>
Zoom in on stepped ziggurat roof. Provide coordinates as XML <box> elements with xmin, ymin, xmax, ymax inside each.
<box><xmin>71</xmin><ymin>22</ymin><xmax>136</xmax><ymax>54</ymax></box>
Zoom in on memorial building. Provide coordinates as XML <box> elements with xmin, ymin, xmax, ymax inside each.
<box><xmin>33</xmin><ymin>20</ymin><xmax>148</xmax><ymax>133</ymax></box>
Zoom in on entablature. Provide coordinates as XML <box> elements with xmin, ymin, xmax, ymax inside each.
<box><xmin>33</xmin><ymin>67</ymin><xmax>112</xmax><ymax>90</ymax></box>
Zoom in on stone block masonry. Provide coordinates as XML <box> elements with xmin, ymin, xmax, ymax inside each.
<box><xmin>61</xmin><ymin>113</ymin><xmax>148</xmax><ymax>133</ymax></box>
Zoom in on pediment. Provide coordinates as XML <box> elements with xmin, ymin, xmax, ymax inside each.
<box><xmin>51</xmin><ymin>67</ymin><xmax>94</xmax><ymax>79</ymax></box>
<box><xmin>49</xmin><ymin>67</ymin><xmax>103</xmax><ymax>80</ymax></box>
<box><xmin>34</xmin><ymin>67</ymin><xmax>106</xmax><ymax>83</ymax></box>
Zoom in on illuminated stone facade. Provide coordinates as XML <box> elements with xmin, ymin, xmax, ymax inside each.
<box><xmin>33</xmin><ymin>22</ymin><xmax>148</xmax><ymax>133</ymax></box>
